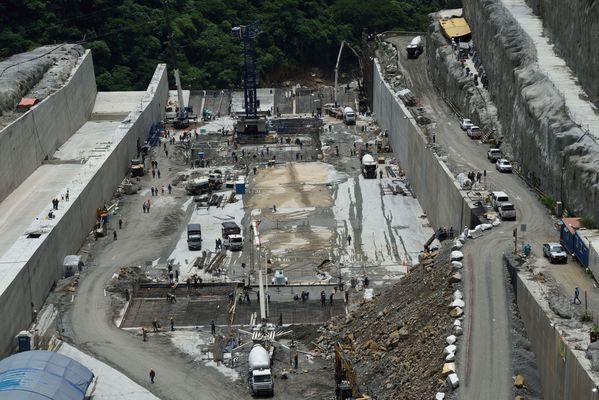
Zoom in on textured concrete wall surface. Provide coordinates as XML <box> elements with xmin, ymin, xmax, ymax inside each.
<box><xmin>373</xmin><ymin>60</ymin><xmax>473</xmax><ymax>231</ymax></box>
<box><xmin>507</xmin><ymin>257</ymin><xmax>599</xmax><ymax>399</ymax></box>
<box><xmin>426</xmin><ymin>16</ymin><xmax>504</xmax><ymax>151</ymax></box>
<box><xmin>0</xmin><ymin>64</ymin><xmax>168</xmax><ymax>357</ymax></box>
<box><xmin>463</xmin><ymin>0</ymin><xmax>599</xmax><ymax>221</ymax></box>
<box><xmin>0</xmin><ymin>50</ymin><xmax>96</xmax><ymax>203</ymax></box>
<box><xmin>524</xmin><ymin>0</ymin><xmax>599</xmax><ymax>106</ymax></box>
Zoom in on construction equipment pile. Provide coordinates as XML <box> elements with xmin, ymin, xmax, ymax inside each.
<box><xmin>317</xmin><ymin>247</ymin><xmax>455</xmax><ymax>399</ymax></box>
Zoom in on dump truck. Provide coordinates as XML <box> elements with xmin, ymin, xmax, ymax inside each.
<box><xmin>361</xmin><ymin>154</ymin><xmax>377</xmax><ymax>179</ymax></box>
<box><xmin>248</xmin><ymin>344</ymin><xmax>273</xmax><ymax>396</ymax></box>
<box><xmin>406</xmin><ymin>36</ymin><xmax>423</xmax><ymax>59</ymax></box>
<box><xmin>187</xmin><ymin>223</ymin><xmax>202</xmax><ymax>250</ymax></box>
<box><xmin>343</xmin><ymin>107</ymin><xmax>356</xmax><ymax>125</ymax></box>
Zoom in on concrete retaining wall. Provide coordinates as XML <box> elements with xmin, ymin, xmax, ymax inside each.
<box><xmin>463</xmin><ymin>0</ymin><xmax>599</xmax><ymax>221</ymax></box>
<box><xmin>0</xmin><ymin>50</ymin><xmax>96</xmax><ymax>203</ymax></box>
<box><xmin>0</xmin><ymin>64</ymin><xmax>168</xmax><ymax>357</ymax></box>
<box><xmin>372</xmin><ymin>60</ymin><xmax>473</xmax><ymax>231</ymax></box>
<box><xmin>524</xmin><ymin>0</ymin><xmax>599</xmax><ymax>106</ymax></box>
<box><xmin>506</xmin><ymin>256</ymin><xmax>599</xmax><ymax>399</ymax></box>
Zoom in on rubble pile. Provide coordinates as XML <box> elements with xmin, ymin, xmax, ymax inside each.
<box><xmin>317</xmin><ymin>248</ymin><xmax>456</xmax><ymax>399</ymax></box>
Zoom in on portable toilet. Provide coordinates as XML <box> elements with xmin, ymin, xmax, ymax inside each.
<box><xmin>235</xmin><ymin>181</ymin><xmax>246</xmax><ymax>194</ymax></box>
<box><xmin>16</xmin><ymin>331</ymin><xmax>32</xmax><ymax>352</ymax></box>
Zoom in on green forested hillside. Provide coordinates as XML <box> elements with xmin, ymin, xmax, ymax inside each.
<box><xmin>0</xmin><ymin>0</ymin><xmax>461</xmax><ymax>90</ymax></box>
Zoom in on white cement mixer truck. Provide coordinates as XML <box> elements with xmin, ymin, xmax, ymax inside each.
<box><xmin>361</xmin><ymin>154</ymin><xmax>377</xmax><ymax>179</ymax></box>
<box><xmin>343</xmin><ymin>106</ymin><xmax>356</xmax><ymax>125</ymax></box>
<box><xmin>248</xmin><ymin>344</ymin><xmax>273</xmax><ymax>396</ymax></box>
<box><xmin>406</xmin><ymin>35</ymin><xmax>423</xmax><ymax>59</ymax></box>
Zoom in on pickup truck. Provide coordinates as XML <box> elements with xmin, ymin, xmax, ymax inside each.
<box><xmin>467</xmin><ymin>126</ymin><xmax>482</xmax><ymax>139</ymax></box>
<box><xmin>487</xmin><ymin>148</ymin><xmax>501</xmax><ymax>162</ymax></box>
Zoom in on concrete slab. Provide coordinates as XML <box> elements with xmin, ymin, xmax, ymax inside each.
<box><xmin>502</xmin><ymin>0</ymin><xmax>599</xmax><ymax>139</ymax></box>
<box><xmin>92</xmin><ymin>92</ymin><xmax>146</xmax><ymax>118</ymax></box>
<box><xmin>57</xmin><ymin>342</ymin><xmax>160</xmax><ymax>399</ymax></box>
<box><xmin>52</xmin><ymin>121</ymin><xmax>122</xmax><ymax>161</ymax></box>
<box><xmin>0</xmin><ymin>163</ymin><xmax>82</xmax><ymax>258</ymax></box>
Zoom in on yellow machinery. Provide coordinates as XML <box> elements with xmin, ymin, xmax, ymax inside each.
<box><xmin>334</xmin><ymin>342</ymin><xmax>370</xmax><ymax>400</ymax></box>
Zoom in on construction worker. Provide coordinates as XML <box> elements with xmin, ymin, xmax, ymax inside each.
<box><xmin>142</xmin><ymin>328</ymin><xmax>147</xmax><ymax>342</ymax></box>
<box><xmin>118</xmin><ymin>219</ymin><xmax>123</xmax><ymax>229</ymax></box>
<box><xmin>379</xmin><ymin>169</ymin><xmax>383</xmax><ymax>179</ymax></box>
<box><xmin>574</xmin><ymin>287</ymin><xmax>582</xmax><ymax>304</ymax></box>
<box><xmin>170</xmin><ymin>317</ymin><xmax>175</xmax><ymax>331</ymax></box>
<box><xmin>347</xmin><ymin>234</ymin><xmax>352</xmax><ymax>246</ymax></box>
<box><xmin>329</xmin><ymin>291</ymin><xmax>334</xmax><ymax>305</ymax></box>
<box><xmin>320</xmin><ymin>290</ymin><xmax>326</xmax><ymax>307</ymax></box>
<box><xmin>211</xmin><ymin>320</ymin><xmax>216</xmax><ymax>335</ymax></box>
<box><xmin>149</xmin><ymin>368</ymin><xmax>156</xmax><ymax>384</ymax></box>
<box><xmin>113</xmin><ymin>230</ymin><xmax>117</xmax><ymax>240</ymax></box>
<box><xmin>152</xmin><ymin>319</ymin><xmax>158</xmax><ymax>332</ymax></box>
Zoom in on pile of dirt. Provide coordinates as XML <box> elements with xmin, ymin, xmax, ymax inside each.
<box><xmin>316</xmin><ymin>248</ymin><xmax>455</xmax><ymax>399</ymax></box>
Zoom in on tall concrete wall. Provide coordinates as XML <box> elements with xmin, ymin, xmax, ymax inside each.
<box><xmin>463</xmin><ymin>0</ymin><xmax>599</xmax><ymax>221</ymax></box>
<box><xmin>0</xmin><ymin>64</ymin><xmax>168</xmax><ymax>357</ymax></box>
<box><xmin>506</xmin><ymin>257</ymin><xmax>599</xmax><ymax>399</ymax></box>
<box><xmin>0</xmin><ymin>50</ymin><xmax>96</xmax><ymax>203</ymax></box>
<box><xmin>426</xmin><ymin>17</ymin><xmax>504</xmax><ymax>148</ymax></box>
<box><xmin>524</xmin><ymin>0</ymin><xmax>599</xmax><ymax>106</ymax></box>
<box><xmin>372</xmin><ymin>60</ymin><xmax>473</xmax><ymax>231</ymax></box>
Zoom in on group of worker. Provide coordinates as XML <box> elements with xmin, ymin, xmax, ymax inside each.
<box><xmin>320</xmin><ymin>290</ymin><xmax>335</xmax><ymax>306</ymax></box>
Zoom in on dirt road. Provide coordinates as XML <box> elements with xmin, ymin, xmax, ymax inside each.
<box><xmin>387</xmin><ymin>35</ymin><xmax>556</xmax><ymax>398</ymax></box>
<box><xmin>68</xmin><ymin>146</ymin><xmax>246</xmax><ymax>400</ymax></box>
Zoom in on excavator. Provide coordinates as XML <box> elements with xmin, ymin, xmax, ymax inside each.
<box><xmin>335</xmin><ymin>342</ymin><xmax>371</xmax><ymax>400</ymax></box>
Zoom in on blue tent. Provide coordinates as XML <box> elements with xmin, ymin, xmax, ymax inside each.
<box><xmin>0</xmin><ymin>350</ymin><xmax>94</xmax><ymax>399</ymax></box>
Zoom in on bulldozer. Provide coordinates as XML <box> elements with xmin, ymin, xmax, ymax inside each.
<box><xmin>335</xmin><ymin>342</ymin><xmax>371</xmax><ymax>400</ymax></box>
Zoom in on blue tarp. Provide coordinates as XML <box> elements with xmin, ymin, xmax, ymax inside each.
<box><xmin>0</xmin><ymin>350</ymin><xmax>93</xmax><ymax>400</ymax></box>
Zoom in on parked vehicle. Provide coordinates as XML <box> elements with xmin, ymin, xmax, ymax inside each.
<box><xmin>460</xmin><ymin>118</ymin><xmax>473</xmax><ymax>131</ymax></box>
<box><xmin>397</xmin><ymin>89</ymin><xmax>416</xmax><ymax>106</ymax></box>
<box><xmin>491</xmin><ymin>191</ymin><xmax>510</xmax><ymax>210</ymax></box>
<box><xmin>343</xmin><ymin>107</ymin><xmax>356</xmax><ymax>125</ymax></box>
<box><xmin>130</xmin><ymin>159</ymin><xmax>144</xmax><ymax>177</ymax></box>
<box><xmin>543</xmin><ymin>242</ymin><xmax>568</xmax><ymax>263</ymax></box>
<box><xmin>467</xmin><ymin>126</ymin><xmax>482</xmax><ymax>139</ymax></box>
<box><xmin>187</xmin><ymin>223</ymin><xmax>202</xmax><ymax>250</ymax></box>
<box><xmin>271</xmin><ymin>270</ymin><xmax>288</xmax><ymax>285</ymax></box>
<box><xmin>487</xmin><ymin>148</ymin><xmax>501</xmax><ymax>162</ymax></box>
<box><xmin>406</xmin><ymin>36</ymin><xmax>423</xmax><ymax>59</ymax></box>
<box><xmin>495</xmin><ymin>159</ymin><xmax>513</xmax><ymax>173</ymax></box>
<box><xmin>222</xmin><ymin>221</ymin><xmax>242</xmax><ymax>249</ymax></box>
<box><xmin>248</xmin><ymin>344</ymin><xmax>273</xmax><ymax>396</ymax></box>
<box><xmin>498</xmin><ymin>203</ymin><xmax>516</xmax><ymax>220</ymax></box>
<box><xmin>361</xmin><ymin>154</ymin><xmax>377</xmax><ymax>179</ymax></box>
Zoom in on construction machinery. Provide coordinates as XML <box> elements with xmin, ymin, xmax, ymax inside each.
<box><xmin>335</xmin><ymin>342</ymin><xmax>370</xmax><ymax>400</ymax></box>
<box><xmin>231</xmin><ymin>21</ymin><xmax>267</xmax><ymax>141</ymax></box>
<box><xmin>173</xmin><ymin>69</ymin><xmax>190</xmax><ymax>129</ymax></box>
<box><xmin>333</xmin><ymin>41</ymin><xmax>363</xmax><ymax>108</ymax></box>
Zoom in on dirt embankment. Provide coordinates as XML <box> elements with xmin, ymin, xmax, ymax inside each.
<box><xmin>317</xmin><ymin>248</ymin><xmax>455</xmax><ymax>399</ymax></box>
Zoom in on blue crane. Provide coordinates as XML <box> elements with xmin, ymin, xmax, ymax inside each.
<box><xmin>232</xmin><ymin>21</ymin><xmax>261</xmax><ymax>135</ymax></box>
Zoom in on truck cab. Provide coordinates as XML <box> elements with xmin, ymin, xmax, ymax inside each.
<box><xmin>248</xmin><ymin>344</ymin><xmax>274</xmax><ymax>396</ymax></box>
<box><xmin>222</xmin><ymin>221</ymin><xmax>242</xmax><ymax>249</ymax></box>
<box><xmin>343</xmin><ymin>107</ymin><xmax>356</xmax><ymax>125</ymax></box>
<box><xmin>187</xmin><ymin>223</ymin><xmax>202</xmax><ymax>250</ymax></box>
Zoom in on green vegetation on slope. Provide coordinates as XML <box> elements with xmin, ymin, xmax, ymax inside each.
<box><xmin>0</xmin><ymin>0</ymin><xmax>461</xmax><ymax>90</ymax></box>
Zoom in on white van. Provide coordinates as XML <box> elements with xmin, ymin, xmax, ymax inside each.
<box><xmin>491</xmin><ymin>191</ymin><xmax>510</xmax><ymax>210</ymax></box>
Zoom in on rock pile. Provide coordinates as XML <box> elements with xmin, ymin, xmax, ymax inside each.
<box><xmin>316</xmin><ymin>248</ymin><xmax>456</xmax><ymax>399</ymax></box>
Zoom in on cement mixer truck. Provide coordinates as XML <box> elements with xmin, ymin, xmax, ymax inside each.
<box><xmin>343</xmin><ymin>107</ymin><xmax>356</xmax><ymax>125</ymax></box>
<box><xmin>406</xmin><ymin>36</ymin><xmax>423</xmax><ymax>59</ymax></box>
<box><xmin>248</xmin><ymin>344</ymin><xmax>274</xmax><ymax>396</ymax></box>
<box><xmin>361</xmin><ymin>154</ymin><xmax>377</xmax><ymax>179</ymax></box>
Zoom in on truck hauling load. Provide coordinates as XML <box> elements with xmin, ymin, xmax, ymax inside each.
<box><xmin>406</xmin><ymin>35</ymin><xmax>423</xmax><ymax>59</ymax></box>
<box><xmin>248</xmin><ymin>344</ymin><xmax>273</xmax><ymax>396</ymax></box>
<box><xmin>343</xmin><ymin>107</ymin><xmax>356</xmax><ymax>125</ymax></box>
<box><xmin>361</xmin><ymin>154</ymin><xmax>377</xmax><ymax>179</ymax></box>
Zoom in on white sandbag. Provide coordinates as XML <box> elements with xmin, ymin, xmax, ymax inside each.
<box><xmin>446</xmin><ymin>335</ymin><xmax>457</xmax><ymax>345</ymax></box>
<box><xmin>444</xmin><ymin>344</ymin><xmax>456</xmax><ymax>355</ymax></box>
<box><xmin>450</xmin><ymin>251</ymin><xmax>463</xmax><ymax>261</ymax></box>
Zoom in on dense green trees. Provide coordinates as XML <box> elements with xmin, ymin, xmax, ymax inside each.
<box><xmin>0</xmin><ymin>0</ymin><xmax>461</xmax><ymax>90</ymax></box>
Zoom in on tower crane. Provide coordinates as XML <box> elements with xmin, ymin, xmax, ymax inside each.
<box><xmin>232</xmin><ymin>21</ymin><xmax>266</xmax><ymax>139</ymax></box>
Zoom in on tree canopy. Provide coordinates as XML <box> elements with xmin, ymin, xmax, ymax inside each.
<box><xmin>0</xmin><ymin>0</ymin><xmax>461</xmax><ymax>90</ymax></box>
